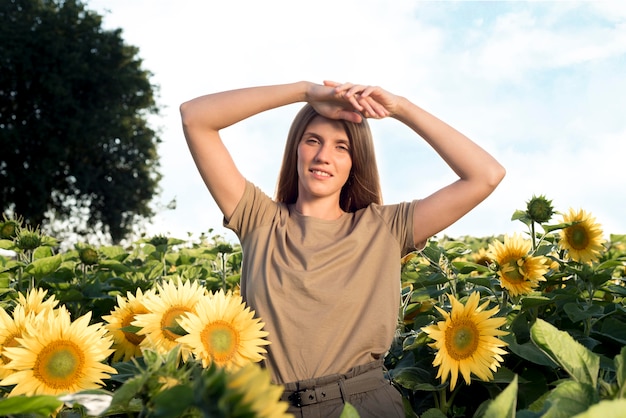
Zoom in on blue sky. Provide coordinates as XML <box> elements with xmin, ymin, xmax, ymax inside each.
<box><xmin>88</xmin><ymin>0</ymin><xmax>626</xmax><ymax>243</ymax></box>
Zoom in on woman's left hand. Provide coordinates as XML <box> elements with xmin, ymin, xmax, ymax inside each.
<box><xmin>323</xmin><ymin>81</ymin><xmax>400</xmax><ymax>119</ymax></box>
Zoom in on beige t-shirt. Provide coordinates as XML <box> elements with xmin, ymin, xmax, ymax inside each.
<box><xmin>225</xmin><ymin>181</ymin><xmax>418</xmax><ymax>384</ymax></box>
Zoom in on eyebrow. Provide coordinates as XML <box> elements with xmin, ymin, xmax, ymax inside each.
<box><xmin>302</xmin><ymin>131</ymin><xmax>351</xmax><ymax>146</ymax></box>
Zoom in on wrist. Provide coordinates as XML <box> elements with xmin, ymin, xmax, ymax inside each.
<box><xmin>300</xmin><ymin>81</ymin><xmax>316</xmax><ymax>103</ymax></box>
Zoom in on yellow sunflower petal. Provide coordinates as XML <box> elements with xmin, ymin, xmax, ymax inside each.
<box><xmin>0</xmin><ymin>308</ymin><xmax>116</xmax><ymax>396</ymax></box>
<box><xmin>103</xmin><ymin>288</ymin><xmax>153</xmax><ymax>362</ymax></box>
<box><xmin>226</xmin><ymin>362</ymin><xmax>291</xmax><ymax>418</ymax></box>
<box><xmin>177</xmin><ymin>289</ymin><xmax>270</xmax><ymax>371</ymax></box>
<box><xmin>488</xmin><ymin>233</ymin><xmax>548</xmax><ymax>297</ymax></box>
<box><xmin>132</xmin><ymin>278</ymin><xmax>207</xmax><ymax>361</ymax></box>
<box><xmin>422</xmin><ymin>292</ymin><xmax>508</xmax><ymax>390</ymax></box>
<box><xmin>559</xmin><ymin>208</ymin><xmax>605</xmax><ymax>264</ymax></box>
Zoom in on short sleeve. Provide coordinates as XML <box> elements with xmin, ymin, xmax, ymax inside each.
<box><xmin>223</xmin><ymin>181</ymin><xmax>280</xmax><ymax>240</ymax></box>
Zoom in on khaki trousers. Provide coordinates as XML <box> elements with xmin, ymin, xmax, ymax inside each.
<box><xmin>281</xmin><ymin>360</ymin><xmax>404</xmax><ymax>418</ymax></box>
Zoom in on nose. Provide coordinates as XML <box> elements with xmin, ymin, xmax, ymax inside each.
<box><xmin>314</xmin><ymin>143</ymin><xmax>331</xmax><ymax>163</ymax></box>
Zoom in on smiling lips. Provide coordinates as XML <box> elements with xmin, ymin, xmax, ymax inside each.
<box><xmin>310</xmin><ymin>169</ymin><xmax>332</xmax><ymax>178</ymax></box>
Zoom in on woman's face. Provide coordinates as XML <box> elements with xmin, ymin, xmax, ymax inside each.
<box><xmin>296</xmin><ymin>116</ymin><xmax>352</xmax><ymax>204</ymax></box>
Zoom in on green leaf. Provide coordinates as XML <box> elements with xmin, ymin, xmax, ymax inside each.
<box><xmin>339</xmin><ymin>402</ymin><xmax>361</xmax><ymax>418</ymax></box>
<box><xmin>32</xmin><ymin>245</ymin><xmax>53</xmax><ymax>259</ymax></box>
<box><xmin>392</xmin><ymin>367</ymin><xmax>441</xmax><ymax>392</ymax></box>
<box><xmin>151</xmin><ymin>385</ymin><xmax>195</xmax><ymax>418</ymax></box>
<box><xmin>420</xmin><ymin>408</ymin><xmax>448</xmax><ymax>418</ymax></box>
<box><xmin>451</xmin><ymin>261</ymin><xmax>490</xmax><ymax>274</ymax></box>
<box><xmin>483</xmin><ymin>374</ymin><xmax>517</xmax><ymax>418</ymax></box>
<box><xmin>571</xmin><ymin>399</ymin><xmax>626</xmax><ymax>418</ymax></box>
<box><xmin>23</xmin><ymin>253</ymin><xmax>62</xmax><ymax>279</ymax></box>
<box><xmin>538</xmin><ymin>380</ymin><xmax>597</xmax><ymax>418</ymax></box>
<box><xmin>511</xmin><ymin>209</ymin><xmax>532</xmax><ymax>226</ymax></box>
<box><xmin>0</xmin><ymin>239</ymin><xmax>16</xmax><ymax>250</ymax></box>
<box><xmin>531</xmin><ymin>319</ymin><xmax>600</xmax><ymax>387</ymax></box>
<box><xmin>564</xmin><ymin>302</ymin><xmax>603</xmax><ymax>323</ymax></box>
<box><xmin>0</xmin><ymin>395</ymin><xmax>63</xmax><ymax>415</ymax></box>
<box><xmin>542</xmin><ymin>221</ymin><xmax>575</xmax><ymax>233</ymax></box>
<box><xmin>596</xmin><ymin>317</ymin><xmax>626</xmax><ymax>345</ymax></box>
<box><xmin>501</xmin><ymin>334</ymin><xmax>558</xmax><ymax>367</ymax></box>
<box><xmin>98</xmin><ymin>259</ymin><xmax>132</xmax><ymax>273</ymax></box>
<box><xmin>521</xmin><ymin>296</ymin><xmax>553</xmax><ymax>309</ymax></box>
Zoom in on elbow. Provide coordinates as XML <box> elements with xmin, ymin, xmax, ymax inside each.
<box><xmin>179</xmin><ymin>101</ymin><xmax>193</xmax><ymax>129</ymax></box>
<box><xmin>487</xmin><ymin>162</ymin><xmax>506</xmax><ymax>191</ymax></box>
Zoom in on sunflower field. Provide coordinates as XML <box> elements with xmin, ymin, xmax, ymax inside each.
<box><xmin>0</xmin><ymin>195</ymin><xmax>625</xmax><ymax>418</ymax></box>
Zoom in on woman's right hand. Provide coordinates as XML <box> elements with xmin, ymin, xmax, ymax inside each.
<box><xmin>306</xmin><ymin>81</ymin><xmax>398</xmax><ymax>123</ymax></box>
<box><xmin>305</xmin><ymin>82</ymin><xmax>370</xmax><ymax>123</ymax></box>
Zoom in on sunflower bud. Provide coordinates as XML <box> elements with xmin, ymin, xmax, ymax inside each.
<box><xmin>149</xmin><ymin>235</ymin><xmax>169</xmax><ymax>248</ymax></box>
<box><xmin>526</xmin><ymin>195</ymin><xmax>554</xmax><ymax>224</ymax></box>
<box><xmin>0</xmin><ymin>220</ymin><xmax>19</xmax><ymax>239</ymax></box>
<box><xmin>15</xmin><ymin>227</ymin><xmax>43</xmax><ymax>251</ymax></box>
<box><xmin>79</xmin><ymin>247</ymin><xmax>99</xmax><ymax>265</ymax></box>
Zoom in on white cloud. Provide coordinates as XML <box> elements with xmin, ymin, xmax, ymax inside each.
<box><xmin>87</xmin><ymin>0</ymin><xmax>626</xmax><ymax>243</ymax></box>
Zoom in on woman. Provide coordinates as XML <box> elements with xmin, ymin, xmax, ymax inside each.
<box><xmin>180</xmin><ymin>81</ymin><xmax>505</xmax><ymax>417</ymax></box>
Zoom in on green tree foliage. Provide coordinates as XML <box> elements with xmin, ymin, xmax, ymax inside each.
<box><xmin>0</xmin><ymin>0</ymin><xmax>161</xmax><ymax>242</ymax></box>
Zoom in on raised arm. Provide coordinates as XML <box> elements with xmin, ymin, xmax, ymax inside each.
<box><xmin>180</xmin><ymin>81</ymin><xmax>370</xmax><ymax>220</ymax></box>
<box><xmin>333</xmin><ymin>82</ymin><xmax>506</xmax><ymax>247</ymax></box>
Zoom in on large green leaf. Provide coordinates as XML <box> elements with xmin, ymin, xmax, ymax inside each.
<box><xmin>531</xmin><ymin>319</ymin><xmax>599</xmax><ymax>387</ymax></box>
<box><xmin>483</xmin><ymin>374</ymin><xmax>517</xmax><ymax>418</ymax></box>
<box><xmin>538</xmin><ymin>380</ymin><xmax>597</xmax><ymax>418</ymax></box>
<box><xmin>23</xmin><ymin>253</ymin><xmax>62</xmax><ymax>279</ymax></box>
<box><xmin>595</xmin><ymin>317</ymin><xmax>626</xmax><ymax>345</ymax></box>
<box><xmin>0</xmin><ymin>395</ymin><xmax>63</xmax><ymax>415</ymax></box>
<box><xmin>564</xmin><ymin>302</ymin><xmax>603</xmax><ymax>323</ymax></box>
<box><xmin>502</xmin><ymin>333</ymin><xmax>556</xmax><ymax>367</ymax></box>
<box><xmin>571</xmin><ymin>399</ymin><xmax>626</xmax><ymax>418</ymax></box>
<box><xmin>392</xmin><ymin>366</ymin><xmax>441</xmax><ymax>392</ymax></box>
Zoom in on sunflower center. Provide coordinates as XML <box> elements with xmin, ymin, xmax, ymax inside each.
<box><xmin>569</xmin><ymin>226</ymin><xmax>590</xmax><ymax>250</ymax></box>
<box><xmin>1</xmin><ymin>334</ymin><xmax>19</xmax><ymax>365</ymax></box>
<box><xmin>201</xmin><ymin>320</ymin><xmax>239</xmax><ymax>363</ymax></box>
<box><xmin>122</xmin><ymin>310</ymin><xmax>147</xmax><ymax>346</ymax></box>
<box><xmin>502</xmin><ymin>259</ymin><xmax>525</xmax><ymax>283</ymax></box>
<box><xmin>161</xmin><ymin>306</ymin><xmax>192</xmax><ymax>341</ymax></box>
<box><xmin>33</xmin><ymin>340</ymin><xmax>84</xmax><ymax>389</ymax></box>
<box><xmin>444</xmin><ymin>319</ymin><xmax>479</xmax><ymax>360</ymax></box>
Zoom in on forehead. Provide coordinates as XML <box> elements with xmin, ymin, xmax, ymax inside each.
<box><xmin>304</xmin><ymin>116</ymin><xmax>349</xmax><ymax>137</ymax></box>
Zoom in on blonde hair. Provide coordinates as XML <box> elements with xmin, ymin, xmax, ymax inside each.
<box><xmin>275</xmin><ymin>104</ymin><xmax>382</xmax><ymax>212</ymax></box>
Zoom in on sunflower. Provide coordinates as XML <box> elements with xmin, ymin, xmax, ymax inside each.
<box><xmin>559</xmin><ymin>208</ymin><xmax>605</xmax><ymax>263</ymax></box>
<box><xmin>0</xmin><ymin>306</ymin><xmax>23</xmax><ymax>379</ymax></box>
<box><xmin>488</xmin><ymin>234</ymin><xmax>548</xmax><ymax>297</ymax></box>
<box><xmin>177</xmin><ymin>290</ymin><xmax>269</xmax><ymax>370</ymax></box>
<box><xmin>226</xmin><ymin>362</ymin><xmax>291</xmax><ymax>418</ymax></box>
<box><xmin>0</xmin><ymin>307</ymin><xmax>116</xmax><ymax>396</ymax></box>
<box><xmin>132</xmin><ymin>278</ymin><xmax>207</xmax><ymax>360</ymax></box>
<box><xmin>103</xmin><ymin>288</ymin><xmax>153</xmax><ymax>362</ymax></box>
<box><xmin>17</xmin><ymin>288</ymin><xmax>59</xmax><ymax>315</ymax></box>
<box><xmin>422</xmin><ymin>292</ymin><xmax>508</xmax><ymax>391</ymax></box>
<box><xmin>0</xmin><ymin>302</ymin><xmax>53</xmax><ymax>379</ymax></box>
<box><xmin>472</xmin><ymin>248</ymin><xmax>492</xmax><ymax>267</ymax></box>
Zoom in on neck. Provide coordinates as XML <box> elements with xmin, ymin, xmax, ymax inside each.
<box><xmin>294</xmin><ymin>197</ymin><xmax>344</xmax><ymax>220</ymax></box>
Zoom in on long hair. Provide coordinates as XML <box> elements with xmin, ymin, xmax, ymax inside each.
<box><xmin>275</xmin><ymin>104</ymin><xmax>382</xmax><ymax>212</ymax></box>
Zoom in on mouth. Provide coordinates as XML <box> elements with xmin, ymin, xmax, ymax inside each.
<box><xmin>310</xmin><ymin>169</ymin><xmax>332</xmax><ymax>178</ymax></box>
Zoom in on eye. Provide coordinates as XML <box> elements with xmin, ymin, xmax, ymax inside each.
<box><xmin>304</xmin><ymin>137</ymin><xmax>320</xmax><ymax>145</ymax></box>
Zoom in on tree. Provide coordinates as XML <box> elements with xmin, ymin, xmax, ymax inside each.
<box><xmin>0</xmin><ymin>0</ymin><xmax>162</xmax><ymax>243</ymax></box>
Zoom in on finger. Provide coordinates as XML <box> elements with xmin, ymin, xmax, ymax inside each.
<box><xmin>323</xmin><ymin>80</ymin><xmax>341</xmax><ymax>87</ymax></box>
<box><xmin>338</xmin><ymin>110</ymin><xmax>363</xmax><ymax>123</ymax></box>
<box><xmin>360</xmin><ymin>97</ymin><xmax>389</xmax><ymax>119</ymax></box>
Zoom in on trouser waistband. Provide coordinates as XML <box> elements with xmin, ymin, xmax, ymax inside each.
<box><xmin>280</xmin><ymin>360</ymin><xmax>386</xmax><ymax>408</ymax></box>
